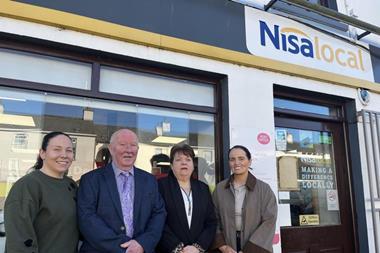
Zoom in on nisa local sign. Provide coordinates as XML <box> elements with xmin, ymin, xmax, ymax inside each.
<box><xmin>245</xmin><ymin>8</ymin><xmax>374</xmax><ymax>82</ymax></box>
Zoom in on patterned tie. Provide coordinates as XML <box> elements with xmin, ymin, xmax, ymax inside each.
<box><xmin>120</xmin><ymin>172</ymin><xmax>134</xmax><ymax>237</ymax></box>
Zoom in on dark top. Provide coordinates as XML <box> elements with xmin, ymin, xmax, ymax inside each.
<box><xmin>157</xmin><ymin>171</ymin><xmax>217</xmax><ymax>252</ymax></box>
<box><xmin>4</xmin><ymin>170</ymin><xmax>79</xmax><ymax>253</ymax></box>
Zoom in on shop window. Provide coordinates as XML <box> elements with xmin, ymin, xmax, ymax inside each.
<box><xmin>0</xmin><ymin>48</ymin><xmax>91</xmax><ymax>90</ymax></box>
<box><xmin>0</xmin><ymin>41</ymin><xmax>221</xmax><ymax>252</ymax></box>
<box><xmin>0</xmin><ymin>85</ymin><xmax>216</xmax><ymax>193</ymax></box>
<box><xmin>100</xmin><ymin>66</ymin><xmax>214</xmax><ymax>107</ymax></box>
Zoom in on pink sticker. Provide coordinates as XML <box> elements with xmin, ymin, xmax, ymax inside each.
<box><xmin>273</xmin><ymin>233</ymin><xmax>280</xmax><ymax>244</ymax></box>
<box><xmin>257</xmin><ymin>132</ymin><xmax>270</xmax><ymax>145</ymax></box>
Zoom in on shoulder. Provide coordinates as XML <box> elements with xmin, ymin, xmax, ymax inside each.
<box><xmin>81</xmin><ymin>165</ymin><xmax>109</xmax><ymax>180</ymax></box>
<box><xmin>157</xmin><ymin>176</ymin><xmax>169</xmax><ymax>187</ymax></box>
<box><xmin>252</xmin><ymin>178</ymin><xmax>276</xmax><ymax>199</ymax></box>
<box><xmin>134</xmin><ymin>167</ymin><xmax>157</xmax><ymax>184</ymax></box>
<box><xmin>6</xmin><ymin>171</ymin><xmax>42</xmax><ymax>201</ymax></box>
<box><xmin>255</xmin><ymin>178</ymin><xmax>273</xmax><ymax>191</ymax></box>
<box><xmin>13</xmin><ymin>170</ymin><xmax>42</xmax><ymax>187</ymax></box>
<box><xmin>63</xmin><ymin>176</ymin><xmax>78</xmax><ymax>189</ymax></box>
<box><xmin>193</xmin><ymin>179</ymin><xmax>210</xmax><ymax>192</ymax></box>
<box><xmin>215</xmin><ymin>178</ymin><xmax>229</xmax><ymax>192</ymax></box>
<box><xmin>134</xmin><ymin>167</ymin><xmax>154</xmax><ymax>177</ymax></box>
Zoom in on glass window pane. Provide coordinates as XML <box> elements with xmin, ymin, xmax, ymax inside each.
<box><xmin>100</xmin><ymin>66</ymin><xmax>214</xmax><ymax>107</ymax></box>
<box><xmin>0</xmin><ymin>86</ymin><xmax>217</xmax><ymax>251</ymax></box>
<box><xmin>275</xmin><ymin>127</ymin><xmax>340</xmax><ymax>226</ymax></box>
<box><xmin>274</xmin><ymin>98</ymin><xmax>339</xmax><ymax>117</ymax></box>
<box><xmin>0</xmin><ymin>48</ymin><xmax>91</xmax><ymax>90</ymax></box>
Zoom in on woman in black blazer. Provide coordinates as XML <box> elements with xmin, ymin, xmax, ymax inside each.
<box><xmin>157</xmin><ymin>144</ymin><xmax>217</xmax><ymax>253</ymax></box>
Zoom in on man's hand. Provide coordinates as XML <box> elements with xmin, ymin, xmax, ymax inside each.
<box><xmin>182</xmin><ymin>245</ymin><xmax>199</xmax><ymax>253</ymax></box>
<box><xmin>219</xmin><ymin>244</ymin><xmax>237</xmax><ymax>253</ymax></box>
<box><xmin>120</xmin><ymin>240</ymin><xmax>144</xmax><ymax>253</ymax></box>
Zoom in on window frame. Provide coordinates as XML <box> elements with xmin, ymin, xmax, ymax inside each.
<box><xmin>0</xmin><ymin>34</ymin><xmax>228</xmax><ymax>183</ymax></box>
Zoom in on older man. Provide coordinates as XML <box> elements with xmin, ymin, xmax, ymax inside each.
<box><xmin>78</xmin><ymin>129</ymin><xmax>166</xmax><ymax>253</ymax></box>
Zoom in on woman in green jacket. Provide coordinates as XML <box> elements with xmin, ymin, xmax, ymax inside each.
<box><xmin>4</xmin><ymin>131</ymin><xmax>79</xmax><ymax>253</ymax></box>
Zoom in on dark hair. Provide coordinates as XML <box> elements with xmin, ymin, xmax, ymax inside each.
<box><xmin>150</xmin><ymin>153</ymin><xmax>170</xmax><ymax>166</ymax></box>
<box><xmin>228</xmin><ymin>145</ymin><xmax>252</xmax><ymax>160</ymax></box>
<box><xmin>169</xmin><ymin>144</ymin><xmax>195</xmax><ymax>164</ymax></box>
<box><xmin>33</xmin><ymin>131</ymin><xmax>72</xmax><ymax>170</ymax></box>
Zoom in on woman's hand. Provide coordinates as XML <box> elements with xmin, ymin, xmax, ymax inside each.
<box><xmin>219</xmin><ymin>245</ymin><xmax>237</xmax><ymax>253</ymax></box>
<box><xmin>182</xmin><ymin>245</ymin><xmax>200</xmax><ymax>253</ymax></box>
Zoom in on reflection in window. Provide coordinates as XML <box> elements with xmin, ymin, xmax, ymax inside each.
<box><xmin>0</xmin><ymin>86</ymin><xmax>216</xmax><ymax>218</ymax></box>
<box><xmin>276</xmin><ymin>127</ymin><xmax>340</xmax><ymax>227</ymax></box>
<box><xmin>12</xmin><ymin>134</ymin><xmax>28</xmax><ymax>149</ymax></box>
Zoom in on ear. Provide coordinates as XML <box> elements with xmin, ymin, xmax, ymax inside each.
<box><xmin>108</xmin><ymin>144</ymin><xmax>114</xmax><ymax>156</ymax></box>
<box><xmin>249</xmin><ymin>158</ymin><xmax>253</xmax><ymax>167</ymax></box>
<box><xmin>39</xmin><ymin>149</ymin><xmax>46</xmax><ymax>160</ymax></box>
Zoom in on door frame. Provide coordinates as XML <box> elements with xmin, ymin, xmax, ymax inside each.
<box><xmin>275</xmin><ymin>116</ymin><xmax>355</xmax><ymax>252</ymax></box>
<box><xmin>274</xmin><ymin>85</ymin><xmax>368</xmax><ymax>252</ymax></box>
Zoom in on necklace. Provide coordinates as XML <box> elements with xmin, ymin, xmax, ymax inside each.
<box><xmin>180</xmin><ymin>187</ymin><xmax>192</xmax><ymax>216</ymax></box>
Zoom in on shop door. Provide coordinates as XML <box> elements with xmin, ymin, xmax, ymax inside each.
<box><xmin>275</xmin><ymin>117</ymin><xmax>355</xmax><ymax>253</ymax></box>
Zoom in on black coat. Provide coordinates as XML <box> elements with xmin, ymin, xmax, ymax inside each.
<box><xmin>157</xmin><ymin>171</ymin><xmax>217</xmax><ymax>252</ymax></box>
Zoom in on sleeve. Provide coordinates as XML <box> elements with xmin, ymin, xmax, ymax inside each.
<box><xmin>4</xmin><ymin>179</ymin><xmax>40</xmax><ymax>253</ymax></box>
<box><xmin>211</xmin><ymin>186</ymin><xmax>227</xmax><ymax>250</ymax></box>
<box><xmin>157</xmin><ymin>223</ymin><xmax>183</xmax><ymax>252</ymax></box>
<box><xmin>243</xmin><ymin>184</ymin><xmax>278</xmax><ymax>253</ymax></box>
<box><xmin>77</xmin><ymin>173</ymin><xmax>128</xmax><ymax>253</ymax></box>
<box><xmin>194</xmin><ymin>185</ymin><xmax>217</xmax><ymax>251</ymax></box>
<box><xmin>134</xmin><ymin>177</ymin><xmax>167</xmax><ymax>253</ymax></box>
<box><xmin>156</xmin><ymin>179</ymin><xmax>183</xmax><ymax>252</ymax></box>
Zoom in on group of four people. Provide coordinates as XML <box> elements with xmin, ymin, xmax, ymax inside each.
<box><xmin>4</xmin><ymin>129</ymin><xmax>277</xmax><ymax>253</ymax></box>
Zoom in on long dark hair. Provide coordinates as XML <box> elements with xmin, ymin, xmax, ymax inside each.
<box><xmin>32</xmin><ymin>131</ymin><xmax>72</xmax><ymax>170</ymax></box>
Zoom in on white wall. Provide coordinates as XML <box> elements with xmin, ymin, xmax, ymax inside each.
<box><xmin>1</xmin><ymin>16</ymin><xmax>380</xmax><ymax>252</ymax></box>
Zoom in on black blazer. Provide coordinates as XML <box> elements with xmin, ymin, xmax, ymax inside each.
<box><xmin>157</xmin><ymin>171</ymin><xmax>217</xmax><ymax>252</ymax></box>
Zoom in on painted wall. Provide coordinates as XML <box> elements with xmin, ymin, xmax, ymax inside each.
<box><xmin>1</xmin><ymin>16</ymin><xmax>380</xmax><ymax>252</ymax></box>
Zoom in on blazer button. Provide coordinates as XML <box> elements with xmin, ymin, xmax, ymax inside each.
<box><xmin>120</xmin><ymin>226</ymin><xmax>125</xmax><ymax>231</ymax></box>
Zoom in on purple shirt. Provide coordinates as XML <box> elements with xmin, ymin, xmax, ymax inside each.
<box><xmin>112</xmin><ymin>162</ymin><xmax>135</xmax><ymax>237</ymax></box>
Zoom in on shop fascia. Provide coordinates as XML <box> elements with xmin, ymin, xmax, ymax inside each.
<box><xmin>245</xmin><ymin>8</ymin><xmax>374</xmax><ymax>81</ymax></box>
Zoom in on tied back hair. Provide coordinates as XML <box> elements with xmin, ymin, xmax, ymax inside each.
<box><xmin>32</xmin><ymin>131</ymin><xmax>72</xmax><ymax>170</ymax></box>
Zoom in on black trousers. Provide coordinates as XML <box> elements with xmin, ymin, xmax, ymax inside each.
<box><xmin>236</xmin><ymin>231</ymin><xmax>241</xmax><ymax>252</ymax></box>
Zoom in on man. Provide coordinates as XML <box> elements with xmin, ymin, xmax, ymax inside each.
<box><xmin>78</xmin><ymin>129</ymin><xmax>166</xmax><ymax>253</ymax></box>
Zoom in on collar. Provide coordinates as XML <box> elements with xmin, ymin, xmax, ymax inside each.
<box><xmin>112</xmin><ymin>162</ymin><xmax>135</xmax><ymax>177</ymax></box>
<box><xmin>224</xmin><ymin>172</ymin><xmax>257</xmax><ymax>191</ymax></box>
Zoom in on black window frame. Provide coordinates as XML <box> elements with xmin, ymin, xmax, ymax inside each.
<box><xmin>0</xmin><ymin>32</ymin><xmax>229</xmax><ymax>183</ymax></box>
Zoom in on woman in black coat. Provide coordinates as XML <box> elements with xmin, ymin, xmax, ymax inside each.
<box><xmin>157</xmin><ymin>144</ymin><xmax>217</xmax><ymax>253</ymax></box>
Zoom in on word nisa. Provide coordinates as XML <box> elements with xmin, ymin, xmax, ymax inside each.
<box><xmin>260</xmin><ymin>21</ymin><xmax>365</xmax><ymax>71</ymax></box>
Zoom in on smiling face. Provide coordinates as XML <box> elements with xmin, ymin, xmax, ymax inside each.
<box><xmin>229</xmin><ymin>147</ymin><xmax>252</xmax><ymax>176</ymax></box>
<box><xmin>39</xmin><ymin>134</ymin><xmax>74</xmax><ymax>178</ymax></box>
<box><xmin>109</xmin><ymin>129</ymin><xmax>139</xmax><ymax>171</ymax></box>
<box><xmin>171</xmin><ymin>151</ymin><xmax>194</xmax><ymax>181</ymax></box>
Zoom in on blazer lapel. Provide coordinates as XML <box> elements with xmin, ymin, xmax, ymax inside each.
<box><xmin>103</xmin><ymin>164</ymin><xmax>124</xmax><ymax>222</ymax></box>
<box><xmin>133</xmin><ymin>168</ymin><xmax>143</xmax><ymax>226</ymax></box>
<box><xmin>189</xmin><ymin>180</ymin><xmax>201</xmax><ymax>237</ymax></box>
<box><xmin>168</xmin><ymin>174</ymin><xmax>192</xmax><ymax>240</ymax></box>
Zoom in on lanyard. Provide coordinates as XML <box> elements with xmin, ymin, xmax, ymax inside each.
<box><xmin>180</xmin><ymin>187</ymin><xmax>192</xmax><ymax>216</ymax></box>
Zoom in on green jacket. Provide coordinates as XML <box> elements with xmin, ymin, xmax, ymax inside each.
<box><xmin>4</xmin><ymin>170</ymin><xmax>79</xmax><ymax>253</ymax></box>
